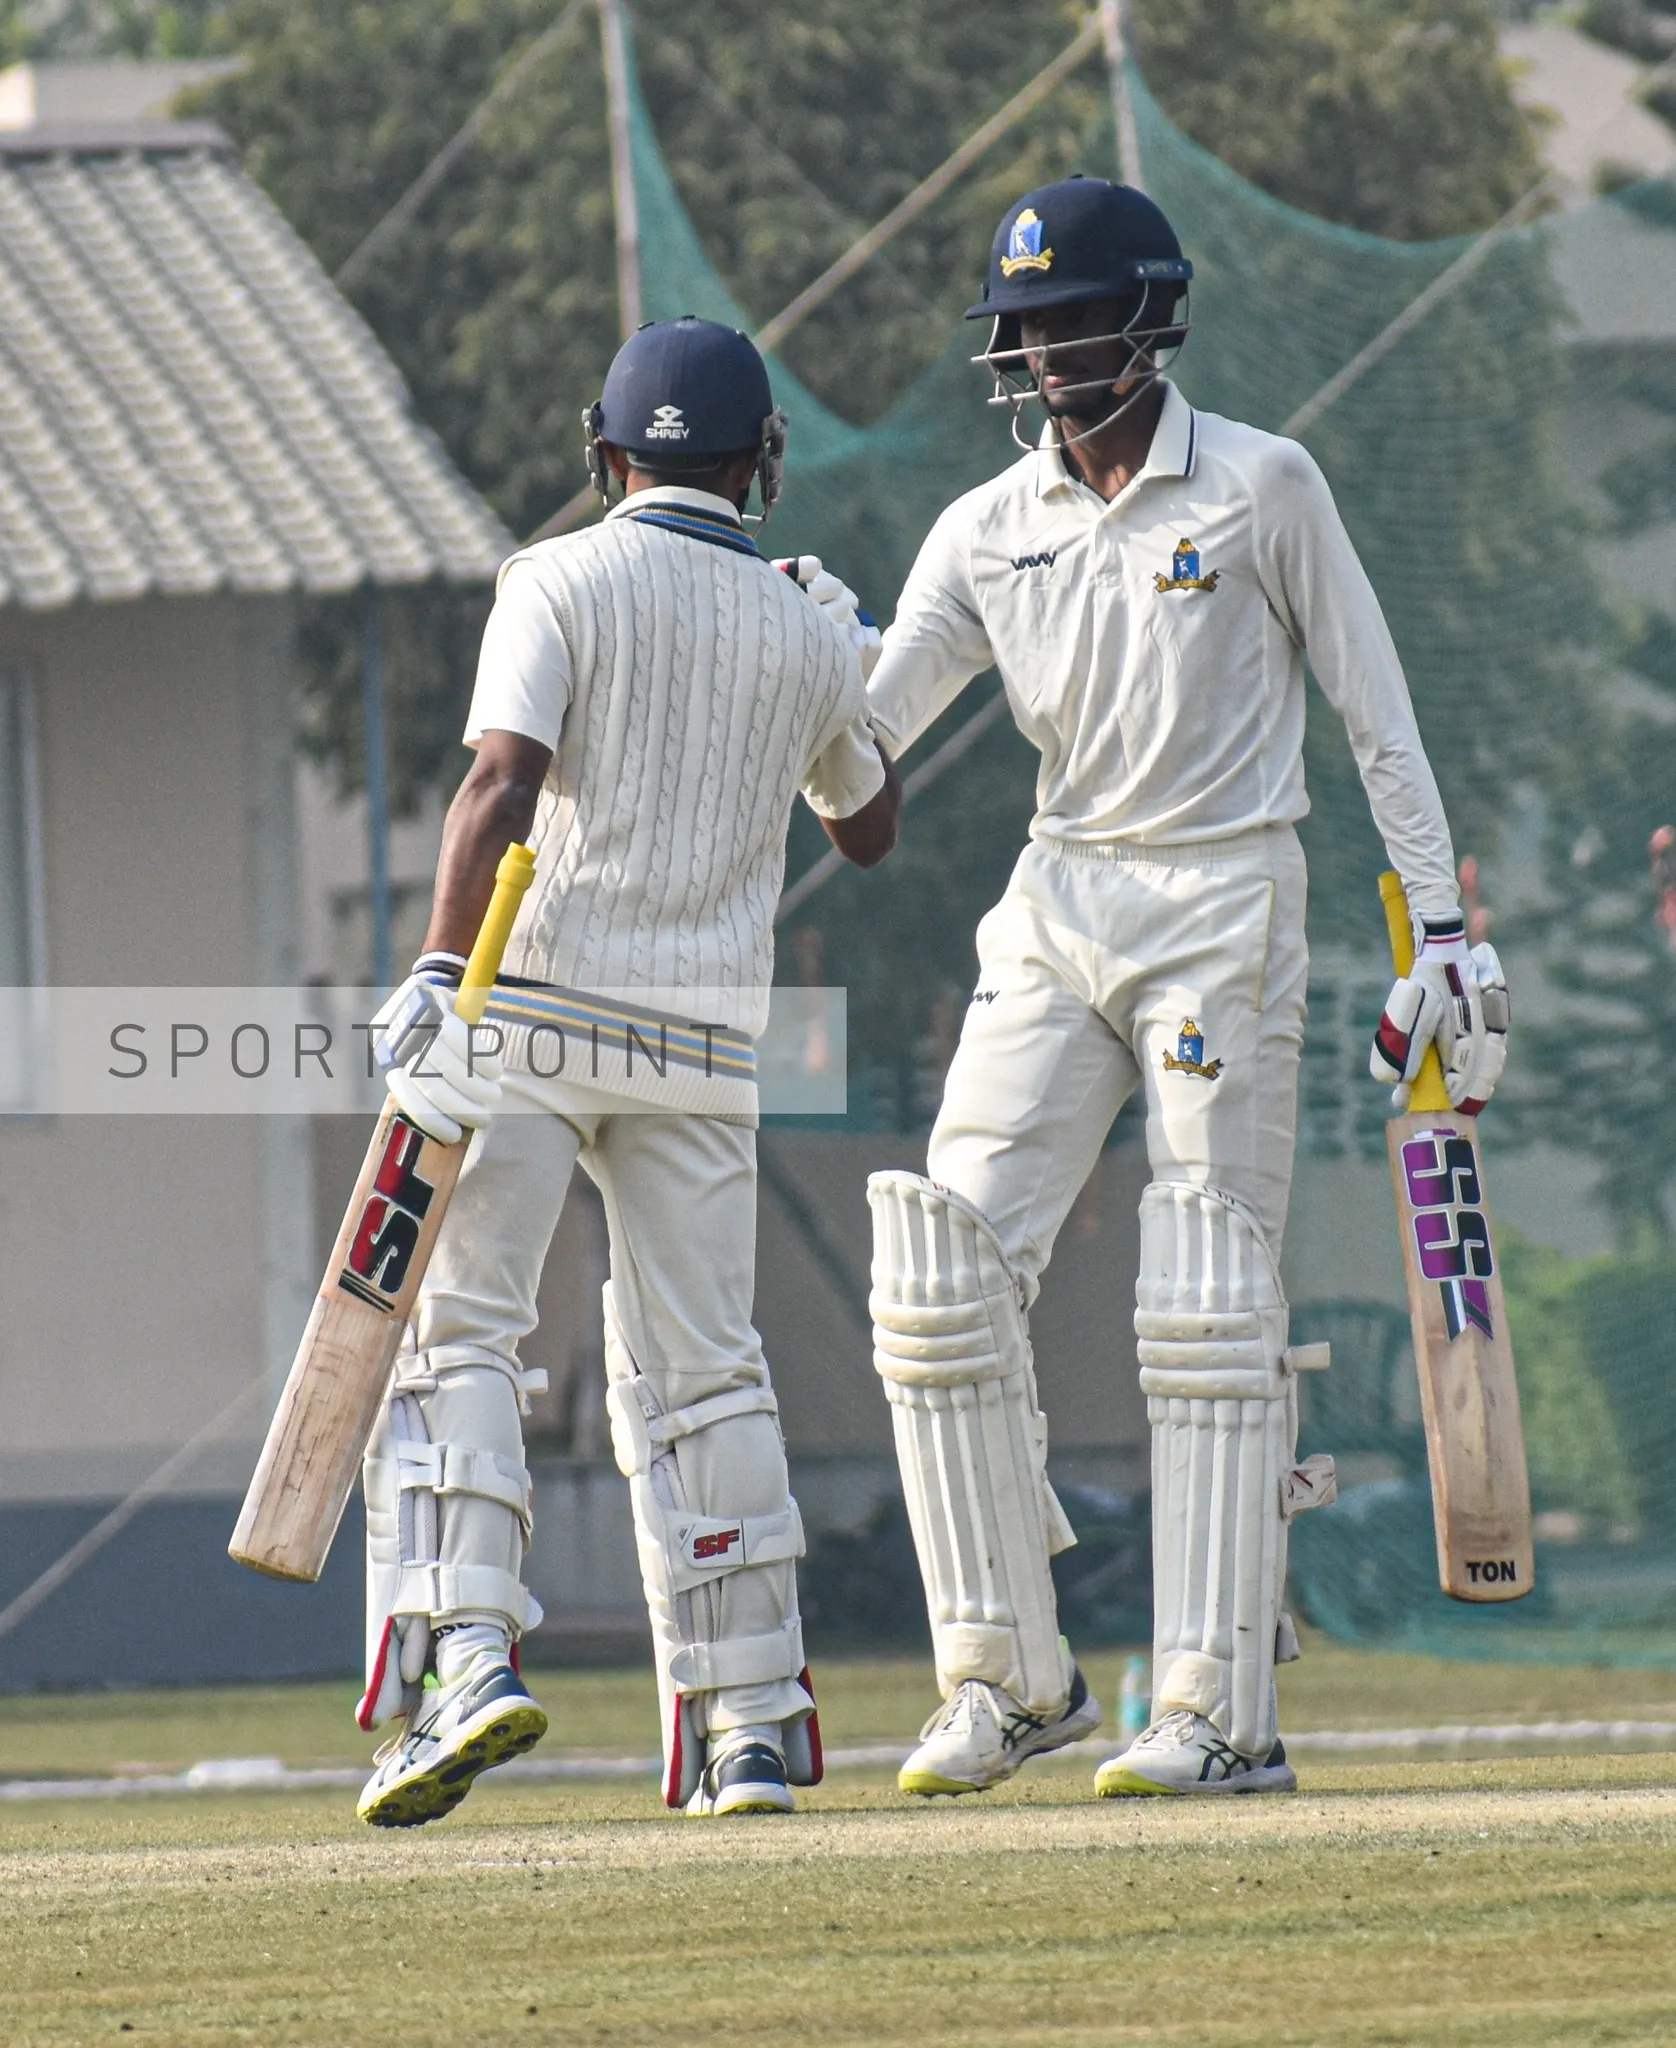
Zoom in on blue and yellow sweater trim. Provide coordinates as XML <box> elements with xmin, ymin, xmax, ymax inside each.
<box><xmin>618</xmin><ymin>503</ymin><xmax>760</xmax><ymax>559</ymax></box>
<box><xmin>484</xmin><ymin>978</ymin><xmax>757</xmax><ymax>1082</ymax></box>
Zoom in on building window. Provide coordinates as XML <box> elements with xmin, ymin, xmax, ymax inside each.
<box><xmin>0</xmin><ymin>665</ymin><xmax>46</xmax><ymax>1112</ymax></box>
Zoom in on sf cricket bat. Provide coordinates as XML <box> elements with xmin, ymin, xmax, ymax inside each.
<box><xmin>1380</xmin><ymin>869</ymin><xmax>1533</xmax><ymax>1602</ymax></box>
<box><xmin>229</xmin><ymin>842</ymin><xmax>536</xmax><ymax>1583</ymax></box>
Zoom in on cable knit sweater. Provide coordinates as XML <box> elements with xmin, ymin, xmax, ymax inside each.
<box><xmin>464</xmin><ymin>488</ymin><xmax>882</xmax><ymax>1041</ymax></box>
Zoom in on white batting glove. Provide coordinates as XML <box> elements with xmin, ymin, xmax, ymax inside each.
<box><xmin>1369</xmin><ymin>917</ymin><xmax>1510</xmax><ymax>1115</ymax></box>
<box><xmin>773</xmin><ymin>554</ymin><xmax>883</xmax><ymax>680</ymax></box>
<box><xmin>370</xmin><ymin>951</ymin><xmax>503</xmax><ymax>1146</ymax></box>
<box><xmin>1452</xmin><ymin>941</ymin><xmax>1509</xmax><ymax>1115</ymax></box>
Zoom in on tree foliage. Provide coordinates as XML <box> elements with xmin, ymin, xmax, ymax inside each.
<box><xmin>1132</xmin><ymin>0</ymin><xmax>1545</xmax><ymax>240</ymax></box>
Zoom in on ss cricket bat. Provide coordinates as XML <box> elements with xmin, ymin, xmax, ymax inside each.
<box><xmin>229</xmin><ymin>842</ymin><xmax>536</xmax><ymax>1583</ymax></box>
<box><xmin>1380</xmin><ymin>869</ymin><xmax>1533</xmax><ymax>1602</ymax></box>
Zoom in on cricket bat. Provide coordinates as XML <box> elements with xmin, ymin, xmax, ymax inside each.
<box><xmin>1380</xmin><ymin>869</ymin><xmax>1533</xmax><ymax>1602</ymax></box>
<box><xmin>229</xmin><ymin>842</ymin><xmax>536</xmax><ymax>1583</ymax></box>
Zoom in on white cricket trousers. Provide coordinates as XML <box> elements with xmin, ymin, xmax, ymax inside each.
<box><xmin>929</xmin><ymin>826</ymin><xmax>1310</xmax><ymax>1295</ymax></box>
<box><xmin>413</xmin><ymin>1077</ymin><xmax>803</xmax><ymax>1734</ymax></box>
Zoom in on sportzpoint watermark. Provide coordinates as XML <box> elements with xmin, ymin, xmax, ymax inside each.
<box><xmin>0</xmin><ymin>986</ymin><xmax>847</xmax><ymax>1116</ymax></box>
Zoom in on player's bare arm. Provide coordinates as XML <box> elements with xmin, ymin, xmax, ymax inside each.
<box><xmin>821</xmin><ymin>739</ymin><xmax>900</xmax><ymax>867</ymax></box>
<box><xmin>421</xmin><ymin>729</ymin><xmax>552</xmax><ymax>958</ymax></box>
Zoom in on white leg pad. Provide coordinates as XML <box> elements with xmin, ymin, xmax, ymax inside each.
<box><xmin>868</xmin><ymin>1171</ymin><xmax>1075</xmax><ymax>1716</ymax></box>
<box><xmin>602</xmin><ymin>1285</ymin><xmax>815</xmax><ymax>1808</ymax></box>
<box><xmin>359</xmin><ymin>1344</ymin><xmax>543</xmax><ymax>1732</ymax></box>
<box><xmin>1136</xmin><ymin>1181</ymin><xmax>1294</xmax><ymax>1760</ymax></box>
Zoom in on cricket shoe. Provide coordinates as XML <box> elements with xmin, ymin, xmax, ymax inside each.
<box><xmin>685</xmin><ymin>1726</ymin><xmax>796</xmax><ymax>1817</ymax></box>
<box><xmin>898</xmin><ymin>1665</ymin><xmax>1102</xmax><ymax>1797</ymax></box>
<box><xmin>357</xmin><ymin>1655</ymin><xmax>547</xmax><ymax>1828</ymax></box>
<box><xmin>1094</xmin><ymin>1709</ymin><xmax>1297</xmax><ymax>1797</ymax></box>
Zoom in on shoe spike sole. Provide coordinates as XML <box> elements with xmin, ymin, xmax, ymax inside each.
<box><xmin>360</xmin><ymin>1702</ymin><xmax>547</xmax><ymax>1828</ymax></box>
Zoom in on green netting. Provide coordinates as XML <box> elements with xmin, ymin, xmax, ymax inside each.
<box><xmin>625</xmin><ymin>44</ymin><xmax>1676</xmax><ymax>1663</ymax></box>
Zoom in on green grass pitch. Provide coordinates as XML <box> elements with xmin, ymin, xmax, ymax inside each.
<box><xmin>4</xmin><ymin>1644</ymin><xmax>1676</xmax><ymax>2045</ymax></box>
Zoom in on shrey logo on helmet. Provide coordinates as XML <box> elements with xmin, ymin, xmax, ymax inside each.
<box><xmin>583</xmin><ymin>316</ymin><xmax>788</xmax><ymax>528</ymax></box>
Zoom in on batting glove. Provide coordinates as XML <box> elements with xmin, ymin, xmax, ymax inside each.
<box><xmin>1369</xmin><ymin>917</ymin><xmax>1510</xmax><ymax>1115</ymax></box>
<box><xmin>774</xmin><ymin>554</ymin><xmax>883</xmax><ymax>680</ymax></box>
<box><xmin>370</xmin><ymin>951</ymin><xmax>503</xmax><ymax>1146</ymax></box>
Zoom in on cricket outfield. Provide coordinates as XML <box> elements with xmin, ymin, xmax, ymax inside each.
<box><xmin>4</xmin><ymin>1645</ymin><xmax>1676</xmax><ymax>2045</ymax></box>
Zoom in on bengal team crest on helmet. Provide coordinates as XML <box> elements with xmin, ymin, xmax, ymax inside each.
<box><xmin>1000</xmin><ymin>207</ymin><xmax>1054</xmax><ymax>278</ymax></box>
<box><xmin>1155</xmin><ymin>538</ymin><xmax>1220</xmax><ymax>594</ymax></box>
<box><xmin>1163</xmin><ymin>1017</ymin><xmax>1222</xmax><ymax>1079</ymax></box>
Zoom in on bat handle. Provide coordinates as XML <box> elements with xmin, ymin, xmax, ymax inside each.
<box><xmin>1378</xmin><ymin>869</ymin><xmax>1452</xmax><ymax>1115</ymax></box>
<box><xmin>454</xmin><ymin>842</ymin><xmax>537</xmax><ymax>1029</ymax></box>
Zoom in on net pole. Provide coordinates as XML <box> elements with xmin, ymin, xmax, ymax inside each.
<box><xmin>753</xmin><ymin>15</ymin><xmax>1104</xmax><ymax>357</ymax></box>
<box><xmin>1099</xmin><ymin>0</ymin><xmax>1143</xmax><ymax>192</ymax></box>
<box><xmin>360</xmin><ymin>584</ymin><xmax>393</xmax><ymax>992</ymax></box>
<box><xmin>598</xmin><ymin>0</ymin><xmax>643</xmax><ymax>338</ymax></box>
<box><xmin>526</xmin><ymin>14</ymin><xmax>1105</xmax><ymax>542</ymax></box>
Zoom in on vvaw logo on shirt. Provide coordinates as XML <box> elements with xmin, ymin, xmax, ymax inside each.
<box><xmin>1010</xmin><ymin>550</ymin><xmax>1057</xmax><ymax>571</ymax></box>
<box><xmin>644</xmin><ymin>404</ymin><xmax>690</xmax><ymax>441</ymax></box>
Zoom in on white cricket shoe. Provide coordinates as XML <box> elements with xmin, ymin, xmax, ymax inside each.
<box><xmin>898</xmin><ymin>1665</ymin><xmax>1103</xmax><ymax>1797</ymax></box>
<box><xmin>1094</xmin><ymin>1708</ymin><xmax>1296</xmax><ymax>1797</ymax></box>
<box><xmin>357</xmin><ymin>1654</ymin><xmax>547</xmax><ymax>1828</ymax></box>
<box><xmin>685</xmin><ymin>1727</ymin><xmax>796</xmax><ymax>1817</ymax></box>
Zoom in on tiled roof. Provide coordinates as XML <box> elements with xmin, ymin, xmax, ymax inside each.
<box><xmin>0</xmin><ymin>123</ymin><xmax>514</xmax><ymax>609</ymax></box>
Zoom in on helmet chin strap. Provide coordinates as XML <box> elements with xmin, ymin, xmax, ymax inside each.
<box><xmin>1024</xmin><ymin>366</ymin><xmax>1163</xmax><ymax>455</ymax></box>
<box><xmin>980</xmin><ymin>309</ymin><xmax>1187</xmax><ymax>457</ymax></box>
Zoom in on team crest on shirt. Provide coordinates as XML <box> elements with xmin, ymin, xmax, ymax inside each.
<box><xmin>1163</xmin><ymin>1017</ymin><xmax>1223</xmax><ymax>1080</ymax></box>
<box><xmin>1154</xmin><ymin>537</ymin><xmax>1220</xmax><ymax>593</ymax></box>
<box><xmin>1000</xmin><ymin>207</ymin><xmax>1054</xmax><ymax>278</ymax></box>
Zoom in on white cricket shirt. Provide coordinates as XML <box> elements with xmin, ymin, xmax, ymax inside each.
<box><xmin>465</xmin><ymin>486</ymin><xmax>884</xmax><ymax>1041</ymax></box>
<box><xmin>866</xmin><ymin>381</ymin><xmax>1459</xmax><ymax>919</ymax></box>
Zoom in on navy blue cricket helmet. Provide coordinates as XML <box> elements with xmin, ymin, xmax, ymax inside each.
<box><xmin>968</xmin><ymin>177</ymin><xmax>1190</xmax><ymax>321</ymax></box>
<box><xmin>968</xmin><ymin>177</ymin><xmax>1192</xmax><ymax>444</ymax></box>
<box><xmin>585</xmin><ymin>316</ymin><xmax>788</xmax><ymax>523</ymax></box>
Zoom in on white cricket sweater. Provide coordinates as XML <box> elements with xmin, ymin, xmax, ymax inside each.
<box><xmin>465</xmin><ymin>488</ymin><xmax>883</xmax><ymax>1061</ymax></box>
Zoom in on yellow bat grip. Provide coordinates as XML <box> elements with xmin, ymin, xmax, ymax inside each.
<box><xmin>1378</xmin><ymin>869</ymin><xmax>1452</xmax><ymax>1114</ymax></box>
<box><xmin>454</xmin><ymin>842</ymin><xmax>537</xmax><ymax>1029</ymax></box>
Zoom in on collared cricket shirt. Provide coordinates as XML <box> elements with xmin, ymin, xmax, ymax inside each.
<box><xmin>866</xmin><ymin>381</ymin><xmax>1458</xmax><ymax>919</ymax></box>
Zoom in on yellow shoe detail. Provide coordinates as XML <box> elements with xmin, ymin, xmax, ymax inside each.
<box><xmin>358</xmin><ymin>1698</ymin><xmax>547</xmax><ymax>1827</ymax></box>
<box><xmin>899</xmin><ymin>1767</ymin><xmax>986</xmax><ymax>1798</ymax></box>
<box><xmin>1094</xmin><ymin>1763</ymin><xmax>1182</xmax><ymax>1799</ymax></box>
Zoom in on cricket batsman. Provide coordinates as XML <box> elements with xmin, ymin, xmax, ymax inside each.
<box><xmin>863</xmin><ymin>177</ymin><xmax>1510</xmax><ymax>1797</ymax></box>
<box><xmin>354</xmin><ymin>316</ymin><xmax>898</xmax><ymax>1825</ymax></box>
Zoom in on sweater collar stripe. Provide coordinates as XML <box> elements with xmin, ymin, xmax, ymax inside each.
<box><xmin>619</xmin><ymin>503</ymin><xmax>760</xmax><ymax>558</ymax></box>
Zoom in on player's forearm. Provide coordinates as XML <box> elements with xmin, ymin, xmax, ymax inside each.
<box><xmin>822</xmin><ymin>742</ymin><xmax>901</xmax><ymax>868</ymax></box>
<box><xmin>422</xmin><ymin>732</ymin><xmax>551</xmax><ymax>956</ymax></box>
